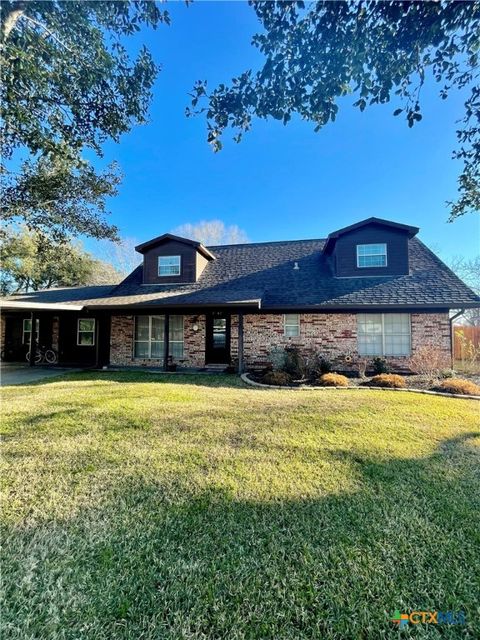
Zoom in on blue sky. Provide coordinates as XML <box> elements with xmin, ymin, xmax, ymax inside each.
<box><xmin>87</xmin><ymin>1</ymin><xmax>478</xmax><ymax>263</ymax></box>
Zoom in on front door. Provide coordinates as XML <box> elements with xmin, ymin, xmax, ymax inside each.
<box><xmin>205</xmin><ymin>312</ymin><xmax>231</xmax><ymax>364</ymax></box>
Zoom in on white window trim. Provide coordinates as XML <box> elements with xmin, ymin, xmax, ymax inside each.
<box><xmin>158</xmin><ymin>255</ymin><xmax>181</xmax><ymax>277</ymax></box>
<box><xmin>133</xmin><ymin>315</ymin><xmax>184</xmax><ymax>359</ymax></box>
<box><xmin>283</xmin><ymin>313</ymin><xmax>300</xmax><ymax>337</ymax></box>
<box><xmin>22</xmin><ymin>318</ymin><xmax>39</xmax><ymax>344</ymax></box>
<box><xmin>77</xmin><ymin>318</ymin><xmax>96</xmax><ymax>346</ymax></box>
<box><xmin>357</xmin><ymin>313</ymin><xmax>411</xmax><ymax>356</ymax></box>
<box><xmin>356</xmin><ymin>243</ymin><xmax>387</xmax><ymax>268</ymax></box>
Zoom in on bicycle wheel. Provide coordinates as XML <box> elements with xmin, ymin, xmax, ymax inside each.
<box><xmin>44</xmin><ymin>349</ymin><xmax>57</xmax><ymax>364</ymax></box>
<box><xmin>26</xmin><ymin>350</ymin><xmax>42</xmax><ymax>363</ymax></box>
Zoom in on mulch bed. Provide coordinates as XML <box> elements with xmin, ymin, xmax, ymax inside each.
<box><xmin>249</xmin><ymin>371</ymin><xmax>480</xmax><ymax>394</ymax></box>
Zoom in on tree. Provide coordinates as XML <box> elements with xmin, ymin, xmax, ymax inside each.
<box><xmin>0</xmin><ymin>226</ymin><xmax>122</xmax><ymax>295</ymax></box>
<box><xmin>449</xmin><ymin>255</ymin><xmax>480</xmax><ymax>326</ymax></box>
<box><xmin>189</xmin><ymin>1</ymin><xmax>480</xmax><ymax>220</ymax></box>
<box><xmin>1</xmin><ymin>1</ymin><xmax>170</xmax><ymax>240</ymax></box>
<box><xmin>96</xmin><ymin>236</ymin><xmax>142</xmax><ymax>277</ymax></box>
<box><xmin>171</xmin><ymin>220</ymin><xmax>249</xmax><ymax>245</ymax></box>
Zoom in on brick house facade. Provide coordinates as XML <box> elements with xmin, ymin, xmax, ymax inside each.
<box><xmin>108</xmin><ymin>311</ymin><xmax>452</xmax><ymax>371</ymax></box>
<box><xmin>2</xmin><ymin>217</ymin><xmax>477</xmax><ymax>369</ymax></box>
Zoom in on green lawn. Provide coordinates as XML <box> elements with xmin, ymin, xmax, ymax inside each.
<box><xmin>1</xmin><ymin>373</ymin><xmax>479</xmax><ymax>639</ymax></box>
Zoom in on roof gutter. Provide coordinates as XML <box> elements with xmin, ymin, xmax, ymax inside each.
<box><xmin>84</xmin><ymin>299</ymin><xmax>262</xmax><ymax>311</ymax></box>
<box><xmin>0</xmin><ymin>301</ymin><xmax>84</xmax><ymax>311</ymax></box>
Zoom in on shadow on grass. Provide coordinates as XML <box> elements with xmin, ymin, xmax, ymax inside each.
<box><xmin>2</xmin><ymin>433</ymin><xmax>479</xmax><ymax>640</ymax></box>
<box><xmin>9</xmin><ymin>370</ymin><xmax>249</xmax><ymax>391</ymax></box>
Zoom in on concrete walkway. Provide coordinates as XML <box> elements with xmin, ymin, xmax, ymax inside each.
<box><xmin>0</xmin><ymin>365</ymin><xmax>79</xmax><ymax>386</ymax></box>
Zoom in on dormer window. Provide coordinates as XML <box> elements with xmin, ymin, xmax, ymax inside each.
<box><xmin>158</xmin><ymin>255</ymin><xmax>181</xmax><ymax>277</ymax></box>
<box><xmin>356</xmin><ymin>243</ymin><xmax>387</xmax><ymax>268</ymax></box>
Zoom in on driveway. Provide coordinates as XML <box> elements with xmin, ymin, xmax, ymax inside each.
<box><xmin>0</xmin><ymin>365</ymin><xmax>79</xmax><ymax>386</ymax></box>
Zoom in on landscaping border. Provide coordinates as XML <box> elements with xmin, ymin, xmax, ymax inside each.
<box><xmin>240</xmin><ymin>373</ymin><xmax>480</xmax><ymax>400</ymax></box>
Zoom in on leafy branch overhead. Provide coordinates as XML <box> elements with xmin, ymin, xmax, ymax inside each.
<box><xmin>189</xmin><ymin>0</ymin><xmax>480</xmax><ymax>220</ymax></box>
<box><xmin>0</xmin><ymin>226</ymin><xmax>123</xmax><ymax>295</ymax></box>
<box><xmin>1</xmin><ymin>0</ymin><xmax>169</xmax><ymax>240</ymax></box>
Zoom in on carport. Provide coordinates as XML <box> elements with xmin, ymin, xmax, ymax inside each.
<box><xmin>0</xmin><ymin>300</ymin><xmax>109</xmax><ymax>368</ymax></box>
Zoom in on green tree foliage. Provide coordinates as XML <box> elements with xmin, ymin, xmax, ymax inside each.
<box><xmin>189</xmin><ymin>1</ymin><xmax>480</xmax><ymax>220</ymax></box>
<box><xmin>0</xmin><ymin>226</ymin><xmax>122</xmax><ymax>294</ymax></box>
<box><xmin>1</xmin><ymin>1</ymin><xmax>169</xmax><ymax>240</ymax></box>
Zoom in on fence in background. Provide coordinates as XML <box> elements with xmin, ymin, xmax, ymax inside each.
<box><xmin>453</xmin><ymin>325</ymin><xmax>480</xmax><ymax>360</ymax></box>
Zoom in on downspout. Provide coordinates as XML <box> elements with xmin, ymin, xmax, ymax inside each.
<box><xmin>449</xmin><ymin>309</ymin><xmax>465</xmax><ymax>369</ymax></box>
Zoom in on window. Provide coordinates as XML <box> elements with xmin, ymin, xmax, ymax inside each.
<box><xmin>357</xmin><ymin>313</ymin><xmax>411</xmax><ymax>356</ymax></box>
<box><xmin>23</xmin><ymin>318</ymin><xmax>39</xmax><ymax>344</ymax></box>
<box><xmin>77</xmin><ymin>318</ymin><xmax>95</xmax><ymax>346</ymax></box>
<box><xmin>357</xmin><ymin>243</ymin><xmax>387</xmax><ymax>268</ymax></box>
<box><xmin>158</xmin><ymin>255</ymin><xmax>181</xmax><ymax>277</ymax></box>
<box><xmin>134</xmin><ymin>315</ymin><xmax>184</xmax><ymax>359</ymax></box>
<box><xmin>284</xmin><ymin>313</ymin><xmax>300</xmax><ymax>337</ymax></box>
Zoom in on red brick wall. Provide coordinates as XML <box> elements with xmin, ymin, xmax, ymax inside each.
<box><xmin>239</xmin><ymin>312</ymin><xmax>451</xmax><ymax>371</ymax></box>
<box><xmin>110</xmin><ymin>314</ymin><xmax>206</xmax><ymax>367</ymax></box>
<box><xmin>51</xmin><ymin>316</ymin><xmax>59</xmax><ymax>351</ymax></box>
<box><xmin>108</xmin><ymin>312</ymin><xmax>451</xmax><ymax>371</ymax></box>
<box><xmin>239</xmin><ymin>313</ymin><xmax>357</xmax><ymax>366</ymax></box>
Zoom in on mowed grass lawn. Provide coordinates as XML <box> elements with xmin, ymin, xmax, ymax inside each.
<box><xmin>1</xmin><ymin>373</ymin><xmax>479</xmax><ymax>639</ymax></box>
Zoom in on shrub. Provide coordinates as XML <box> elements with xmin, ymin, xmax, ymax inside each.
<box><xmin>439</xmin><ymin>368</ymin><xmax>455</xmax><ymax>379</ymax></box>
<box><xmin>318</xmin><ymin>357</ymin><xmax>332</xmax><ymax>374</ymax></box>
<box><xmin>435</xmin><ymin>378</ymin><xmax>480</xmax><ymax>396</ymax></box>
<box><xmin>305</xmin><ymin>352</ymin><xmax>333</xmax><ymax>380</ymax></box>
<box><xmin>261</xmin><ymin>370</ymin><xmax>292</xmax><ymax>386</ymax></box>
<box><xmin>317</xmin><ymin>373</ymin><xmax>349</xmax><ymax>387</ymax></box>
<box><xmin>357</xmin><ymin>357</ymin><xmax>369</xmax><ymax>379</ymax></box>
<box><xmin>369</xmin><ymin>374</ymin><xmax>406</xmax><ymax>388</ymax></box>
<box><xmin>283</xmin><ymin>346</ymin><xmax>307</xmax><ymax>379</ymax></box>
<box><xmin>269</xmin><ymin>346</ymin><xmax>287</xmax><ymax>371</ymax></box>
<box><xmin>372</xmin><ymin>357</ymin><xmax>389</xmax><ymax>375</ymax></box>
<box><xmin>410</xmin><ymin>345</ymin><xmax>451</xmax><ymax>377</ymax></box>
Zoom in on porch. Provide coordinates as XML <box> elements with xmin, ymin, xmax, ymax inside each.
<box><xmin>1</xmin><ymin>308</ymin><xmax>247</xmax><ymax>372</ymax></box>
<box><xmin>0</xmin><ymin>309</ymin><xmax>110</xmax><ymax>368</ymax></box>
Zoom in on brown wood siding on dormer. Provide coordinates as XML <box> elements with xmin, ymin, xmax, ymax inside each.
<box><xmin>333</xmin><ymin>225</ymin><xmax>410</xmax><ymax>277</ymax></box>
<box><xmin>142</xmin><ymin>240</ymin><xmax>198</xmax><ymax>284</ymax></box>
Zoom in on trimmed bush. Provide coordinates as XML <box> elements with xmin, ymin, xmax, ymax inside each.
<box><xmin>369</xmin><ymin>374</ymin><xmax>406</xmax><ymax>388</ymax></box>
<box><xmin>283</xmin><ymin>346</ymin><xmax>306</xmax><ymax>379</ymax></box>
<box><xmin>261</xmin><ymin>370</ymin><xmax>293</xmax><ymax>386</ymax></box>
<box><xmin>435</xmin><ymin>378</ymin><xmax>480</xmax><ymax>396</ymax></box>
<box><xmin>318</xmin><ymin>373</ymin><xmax>349</xmax><ymax>387</ymax></box>
<box><xmin>372</xmin><ymin>357</ymin><xmax>389</xmax><ymax>375</ymax></box>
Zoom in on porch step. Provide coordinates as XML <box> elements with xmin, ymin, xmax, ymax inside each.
<box><xmin>203</xmin><ymin>364</ymin><xmax>228</xmax><ymax>372</ymax></box>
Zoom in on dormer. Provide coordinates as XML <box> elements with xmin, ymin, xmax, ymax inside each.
<box><xmin>323</xmin><ymin>217</ymin><xmax>419</xmax><ymax>277</ymax></box>
<box><xmin>135</xmin><ymin>233</ymin><xmax>216</xmax><ymax>284</ymax></box>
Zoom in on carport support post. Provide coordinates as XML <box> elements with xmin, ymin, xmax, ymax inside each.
<box><xmin>238</xmin><ymin>312</ymin><xmax>244</xmax><ymax>374</ymax></box>
<box><xmin>163</xmin><ymin>313</ymin><xmax>170</xmax><ymax>371</ymax></box>
<box><xmin>29</xmin><ymin>311</ymin><xmax>37</xmax><ymax>367</ymax></box>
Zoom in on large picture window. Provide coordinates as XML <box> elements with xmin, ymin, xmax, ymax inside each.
<box><xmin>23</xmin><ymin>318</ymin><xmax>39</xmax><ymax>344</ymax></box>
<box><xmin>356</xmin><ymin>243</ymin><xmax>387</xmax><ymax>268</ymax></box>
<box><xmin>284</xmin><ymin>313</ymin><xmax>300</xmax><ymax>337</ymax></box>
<box><xmin>158</xmin><ymin>256</ymin><xmax>181</xmax><ymax>277</ymax></box>
<box><xmin>134</xmin><ymin>315</ymin><xmax>184</xmax><ymax>359</ymax></box>
<box><xmin>357</xmin><ymin>313</ymin><xmax>411</xmax><ymax>356</ymax></box>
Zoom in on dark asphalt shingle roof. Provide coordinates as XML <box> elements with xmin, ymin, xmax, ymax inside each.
<box><xmin>3</xmin><ymin>237</ymin><xmax>479</xmax><ymax>310</ymax></box>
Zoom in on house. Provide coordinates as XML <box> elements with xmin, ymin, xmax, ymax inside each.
<box><xmin>1</xmin><ymin>217</ymin><xmax>479</xmax><ymax>372</ymax></box>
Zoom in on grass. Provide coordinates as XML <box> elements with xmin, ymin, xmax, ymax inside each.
<box><xmin>1</xmin><ymin>372</ymin><xmax>479</xmax><ymax>639</ymax></box>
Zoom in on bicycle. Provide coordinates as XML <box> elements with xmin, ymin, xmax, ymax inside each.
<box><xmin>26</xmin><ymin>346</ymin><xmax>58</xmax><ymax>365</ymax></box>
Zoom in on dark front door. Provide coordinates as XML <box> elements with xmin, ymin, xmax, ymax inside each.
<box><xmin>205</xmin><ymin>312</ymin><xmax>231</xmax><ymax>364</ymax></box>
